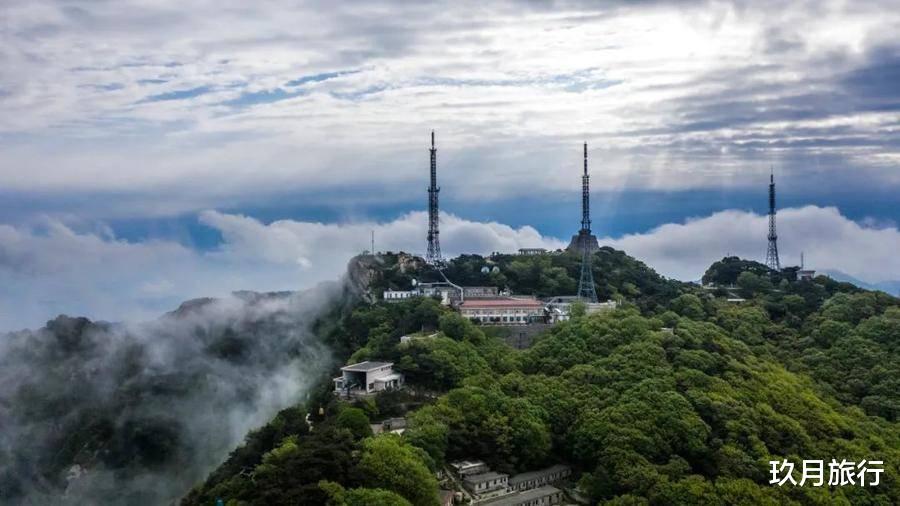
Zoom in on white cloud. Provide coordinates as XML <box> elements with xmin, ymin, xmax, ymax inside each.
<box><xmin>604</xmin><ymin>206</ymin><xmax>900</xmax><ymax>283</ymax></box>
<box><xmin>1</xmin><ymin>0</ymin><xmax>899</xmax><ymax>214</ymax></box>
<box><xmin>0</xmin><ymin>210</ymin><xmax>561</xmax><ymax>330</ymax></box>
<box><xmin>1</xmin><ymin>205</ymin><xmax>896</xmax><ymax>331</ymax></box>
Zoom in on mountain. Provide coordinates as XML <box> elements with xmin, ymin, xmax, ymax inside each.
<box><xmin>3</xmin><ymin>250</ymin><xmax>900</xmax><ymax>505</ymax></box>
<box><xmin>0</xmin><ymin>282</ymin><xmax>357</xmax><ymax>505</ymax></box>
<box><xmin>821</xmin><ymin>269</ymin><xmax>900</xmax><ymax>296</ymax></box>
<box><xmin>184</xmin><ymin>251</ymin><xmax>900</xmax><ymax>506</ymax></box>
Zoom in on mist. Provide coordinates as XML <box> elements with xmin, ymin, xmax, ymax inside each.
<box><xmin>0</xmin><ymin>279</ymin><xmax>351</xmax><ymax>505</ymax></box>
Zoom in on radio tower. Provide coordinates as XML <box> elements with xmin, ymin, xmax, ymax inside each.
<box><xmin>577</xmin><ymin>143</ymin><xmax>598</xmax><ymax>302</ymax></box>
<box><xmin>765</xmin><ymin>168</ymin><xmax>781</xmax><ymax>271</ymax></box>
<box><xmin>426</xmin><ymin>131</ymin><xmax>443</xmax><ymax>265</ymax></box>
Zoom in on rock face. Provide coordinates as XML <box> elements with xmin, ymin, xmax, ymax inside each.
<box><xmin>346</xmin><ymin>255</ymin><xmax>380</xmax><ymax>303</ymax></box>
<box><xmin>397</xmin><ymin>252</ymin><xmax>426</xmax><ymax>274</ymax></box>
<box><xmin>345</xmin><ymin>252</ymin><xmax>426</xmax><ymax>303</ymax></box>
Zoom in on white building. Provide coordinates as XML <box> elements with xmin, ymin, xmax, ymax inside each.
<box><xmin>544</xmin><ymin>296</ymin><xmax>617</xmax><ymax>323</ymax></box>
<box><xmin>400</xmin><ymin>332</ymin><xmax>438</xmax><ymax>344</ymax></box>
<box><xmin>451</xmin><ymin>460</ymin><xmax>490</xmax><ymax>477</ymax></box>
<box><xmin>463</xmin><ymin>471</ymin><xmax>509</xmax><ymax>498</ymax></box>
<box><xmin>333</xmin><ymin>361</ymin><xmax>404</xmax><ymax>397</ymax></box>
<box><xmin>459</xmin><ymin>297</ymin><xmax>545</xmax><ymax>325</ymax></box>
<box><xmin>384</xmin><ymin>289</ymin><xmax>417</xmax><ymax>301</ymax></box>
<box><xmin>481</xmin><ymin>485</ymin><xmax>563</xmax><ymax>506</ymax></box>
<box><xmin>507</xmin><ymin>464</ymin><xmax>571</xmax><ymax>492</ymax></box>
<box><xmin>518</xmin><ymin>248</ymin><xmax>548</xmax><ymax>255</ymax></box>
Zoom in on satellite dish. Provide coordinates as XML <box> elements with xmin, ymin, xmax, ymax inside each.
<box><xmin>411</xmin><ymin>278</ymin><xmax>418</xmax><ymax>286</ymax></box>
<box><xmin>492</xmin><ymin>266</ymin><xmax>500</xmax><ymax>273</ymax></box>
<box><xmin>480</xmin><ymin>266</ymin><xmax>490</xmax><ymax>274</ymax></box>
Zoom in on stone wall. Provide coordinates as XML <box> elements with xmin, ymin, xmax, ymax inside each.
<box><xmin>495</xmin><ymin>323</ymin><xmax>555</xmax><ymax>349</ymax></box>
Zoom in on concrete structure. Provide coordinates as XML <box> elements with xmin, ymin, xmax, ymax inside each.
<box><xmin>463</xmin><ymin>471</ymin><xmax>509</xmax><ymax>497</ymax></box>
<box><xmin>508</xmin><ymin>465</ymin><xmax>571</xmax><ymax>492</ymax></box>
<box><xmin>439</xmin><ymin>490</ymin><xmax>455</xmax><ymax>506</ymax></box>
<box><xmin>333</xmin><ymin>361</ymin><xmax>403</xmax><ymax>397</ymax></box>
<box><xmin>370</xmin><ymin>417</ymin><xmax>407</xmax><ymax>435</ymax></box>
<box><xmin>482</xmin><ymin>485</ymin><xmax>563</xmax><ymax>506</ymax></box>
<box><xmin>460</xmin><ymin>298</ymin><xmax>545</xmax><ymax>325</ymax></box>
<box><xmin>451</xmin><ymin>460</ymin><xmax>489</xmax><ymax>477</ymax></box>
<box><xmin>463</xmin><ymin>286</ymin><xmax>500</xmax><ymax>298</ymax></box>
<box><xmin>400</xmin><ymin>332</ymin><xmax>438</xmax><ymax>344</ymax></box>
<box><xmin>544</xmin><ymin>296</ymin><xmax>616</xmax><ymax>322</ymax></box>
<box><xmin>502</xmin><ymin>324</ymin><xmax>554</xmax><ymax>349</ymax></box>
<box><xmin>418</xmin><ymin>282</ymin><xmax>460</xmax><ymax>305</ymax></box>
<box><xmin>518</xmin><ymin>248</ymin><xmax>548</xmax><ymax>255</ymax></box>
<box><xmin>798</xmin><ymin>269</ymin><xmax>816</xmax><ymax>281</ymax></box>
<box><xmin>385</xmin><ymin>283</ymin><xmax>507</xmax><ymax>307</ymax></box>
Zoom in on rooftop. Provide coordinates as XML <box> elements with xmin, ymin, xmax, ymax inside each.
<box><xmin>508</xmin><ymin>464</ymin><xmax>570</xmax><ymax>485</ymax></box>
<box><xmin>463</xmin><ymin>471</ymin><xmax>508</xmax><ymax>484</ymax></box>
<box><xmin>451</xmin><ymin>460</ymin><xmax>486</xmax><ymax>469</ymax></box>
<box><xmin>482</xmin><ymin>485</ymin><xmax>562</xmax><ymax>506</ymax></box>
<box><xmin>341</xmin><ymin>361</ymin><xmax>393</xmax><ymax>372</ymax></box>
<box><xmin>459</xmin><ymin>298</ymin><xmax>543</xmax><ymax>309</ymax></box>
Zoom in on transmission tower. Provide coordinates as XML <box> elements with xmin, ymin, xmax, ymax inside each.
<box><xmin>765</xmin><ymin>169</ymin><xmax>781</xmax><ymax>271</ymax></box>
<box><xmin>577</xmin><ymin>143</ymin><xmax>598</xmax><ymax>302</ymax></box>
<box><xmin>425</xmin><ymin>131</ymin><xmax>443</xmax><ymax>265</ymax></box>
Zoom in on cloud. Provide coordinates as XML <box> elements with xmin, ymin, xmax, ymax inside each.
<box><xmin>0</xmin><ymin>210</ymin><xmax>561</xmax><ymax>330</ymax></box>
<box><xmin>604</xmin><ymin>206</ymin><xmax>900</xmax><ymax>284</ymax></box>
<box><xmin>0</xmin><ymin>283</ymin><xmax>339</xmax><ymax>504</ymax></box>
<box><xmin>1</xmin><ymin>0</ymin><xmax>899</xmax><ymax>220</ymax></box>
<box><xmin>1</xmin><ymin>205</ymin><xmax>896</xmax><ymax>330</ymax></box>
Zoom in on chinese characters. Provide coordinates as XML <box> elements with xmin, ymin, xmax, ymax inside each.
<box><xmin>769</xmin><ymin>459</ymin><xmax>883</xmax><ymax>487</ymax></box>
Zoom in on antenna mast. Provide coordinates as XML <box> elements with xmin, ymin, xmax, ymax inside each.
<box><xmin>765</xmin><ymin>168</ymin><xmax>781</xmax><ymax>271</ymax></box>
<box><xmin>577</xmin><ymin>142</ymin><xmax>598</xmax><ymax>302</ymax></box>
<box><xmin>426</xmin><ymin>131</ymin><xmax>443</xmax><ymax>265</ymax></box>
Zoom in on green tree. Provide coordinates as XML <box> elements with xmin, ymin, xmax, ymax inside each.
<box><xmin>358</xmin><ymin>435</ymin><xmax>439</xmax><ymax>506</ymax></box>
<box><xmin>670</xmin><ymin>294</ymin><xmax>705</xmax><ymax>320</ymax></box>
<box><xmin>335</xmin><ymin>407</ymin><xmax>372</xmax><ymax>440</ymax></box>
<box><xmin>320</xmin><ymin>481</ymin><xmax>413</xmax><ymax>506</ymax></box>
<box><xmin>438</xmin><ymin>312</ymin><xmax>469</xmax><ymax>341</ymax></box>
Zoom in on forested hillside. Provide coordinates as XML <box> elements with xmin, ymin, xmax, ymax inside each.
<box><xmin>183</xmin><ymin>251</ymin><xmax>900</xmax><ymax>505</ymax></box>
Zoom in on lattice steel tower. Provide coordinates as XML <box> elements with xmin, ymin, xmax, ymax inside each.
<box><xmin>765</xmin><ymin>169</ymin><xmax>781</xmax><ymax>271</ymax></box>
<box><xmin>426</xmin><ymin>131</ymin><xmax>443</xmax><ymax>265</ymax></box>
<box><xmin>577</xmin><ymin>143</ymin><xmax>598</xmax><ymax>302</ymax></box>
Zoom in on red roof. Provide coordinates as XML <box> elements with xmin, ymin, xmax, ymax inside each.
<box><xmin>459</xmin><ymin>298</ymin><xmax>543</xmax><ymax>308</ymax></box>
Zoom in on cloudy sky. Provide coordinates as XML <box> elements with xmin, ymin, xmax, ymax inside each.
<box><xmin>2</xmin><ymin>0</ymin><xmax>899</xmax><ymax>330</ymax></box>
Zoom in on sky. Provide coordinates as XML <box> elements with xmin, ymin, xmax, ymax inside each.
<box><xmin>1</xmin><ymin>0</ymin><xmax>899</xmax><ymax>330</ymax></box>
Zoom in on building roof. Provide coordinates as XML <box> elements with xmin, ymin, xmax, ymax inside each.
<box><xmin>544</xmin><ymin>295</ymin><xmax>582</xmax><ymax>303</ymax></box>
<box><xmin>459</xmin><ymin>298</ymin><xmax>543</xmax><ymax>309</ymax></box>
<box><xmin>341</xmin><ymin>361</ymin><xmax>393</xmax><ymax>372</ymax></box>
<box><xmin>508</xmin><ymin>464</ymin><xmax>570</xmax><ymax>485</ymax></box>
<box><xmin>463</xmin><ymin>471</ymin><xmax>508</xmax><ymax>484</ymax></box>
<box><xmin>482</xmin><ymin>485</ymin><xmax>562</xmax><ymax>506</ymax></box>
<box><xmin>451</xmin><ymin>460</ymin><xmax>486</xmax><ymax>470</ymax></box>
